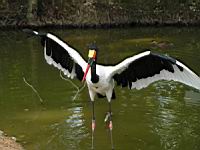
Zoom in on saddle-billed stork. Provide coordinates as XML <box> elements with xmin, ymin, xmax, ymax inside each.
<box><xmin>24</xmin><ymin>29</ymin><xmax>200</xmax><ymax>149</ymax></box>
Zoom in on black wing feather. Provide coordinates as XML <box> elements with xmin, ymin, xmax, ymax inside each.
<box><xmin>23</xmin><ymin>29</ymin><xmax>86</xmax><ymax>81</ymax></box>
<box><xmin>113</xmin><ymin>52</ymin><xmax>182</xmax><ymax>89</ymax></box>
<box><xmin>42</xmin><ymin>35</ymin><xmax>84</xmax><ymax>81</ymax></box>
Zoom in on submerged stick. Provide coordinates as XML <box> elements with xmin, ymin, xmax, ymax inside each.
<box><xmin>59</xmin><ymin>71</ymin><xmax>86</xmax><ymax>101</ymax></box>
<box><xmin>23</xmin><ymin>77</ymin><xmax>44</xmax><ymax>103</ymax></box>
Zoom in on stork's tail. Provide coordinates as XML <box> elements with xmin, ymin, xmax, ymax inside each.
<box><xmin>23</xmin><ymin>29</ymin><xmax>46</xmax><ymax>37</ymax></box>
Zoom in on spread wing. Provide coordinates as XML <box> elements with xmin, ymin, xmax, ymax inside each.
<box><xmin>109</xmin><ymin>51</ymin><xmax>200</xmax><ymax>90</ymax></box>
<box><xmin>24</xmin><ymin>29</ymin><xmax>87</xmax><ymax>81</ymax></box>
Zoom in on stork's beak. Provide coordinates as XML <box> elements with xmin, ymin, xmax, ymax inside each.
<box><xmin>82</xmin><ymin>63</ymin><xmax>90</xmax><ymax>82</ymax></box>
<box><xmin>82</xmin><ymin>50</ymin><xmax>96</xmax><ymax>82</ymax></box>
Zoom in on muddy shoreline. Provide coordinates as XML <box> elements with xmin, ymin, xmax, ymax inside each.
<box><xmin>0</xmin><ymin>130</ymin><xmax>23</xmax><ymax>150</ymax></box>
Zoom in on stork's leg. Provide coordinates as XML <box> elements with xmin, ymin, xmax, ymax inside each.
<box><xmin>91</xmin><ymin>101</ymin><xmax>95</xmax><ymax>150</ymax></box>
<box><xmin>106</xmin><ymin>87</ymin><xmax>114</xmax><ymax>150</ymax></box>
<box><xmin>108</xmin><ymin>101</ymin><xmax>114</xmax><ymax>150</ymax></box>
<box><xmin>106</xmin><ymin>85</ymin><xmax>114</xmax><ymax>150</ymax></box>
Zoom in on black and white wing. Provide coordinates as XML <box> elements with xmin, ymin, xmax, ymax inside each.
<box><xmin>25</xmin><ymin>29</ymin><xmax>86</xmax><ymax>81</ymax></box>
<box><xmin>110</xmin><ymin>51</ymin><xmax>200</xmax><ymax>90</ymax></box>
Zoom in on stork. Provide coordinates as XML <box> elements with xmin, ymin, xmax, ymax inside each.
<box><xmin>24</xmin><ymin>29</ymin><xmax>200</xmax><ymax>149</ymax></box>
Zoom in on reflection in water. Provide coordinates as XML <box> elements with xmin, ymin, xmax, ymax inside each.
<box><xmin>185</xmin><ymin>90</ymin><xmax>200</xmax><ymax>106</ymax></box>
<box><xmin>0</xmin><ymin>28</ymin><xmax>200</xmax><ymax>150</ymax></box>
<box><xmin>148</xmin><ymin>81</ymin><xmax>200</xmax><ymax>150</ymax></box>
<box><xmin>46</xmin><ymin>106</ymin><xmax>89</xmax><ymax>150</ymax></box>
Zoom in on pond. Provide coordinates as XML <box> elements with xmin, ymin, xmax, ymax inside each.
<box><xmin>0</xmin><ymin>27</ymin><xmax>200</xmax><ymax>150</ymax></box>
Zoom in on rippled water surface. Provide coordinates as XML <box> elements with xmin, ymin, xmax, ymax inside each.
<box><xmin>0</xmin><ymin>27</ymin><xmax>200</xmax><ymax>150</ymax></box>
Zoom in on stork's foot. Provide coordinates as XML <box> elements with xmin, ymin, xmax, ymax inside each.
<box><xmin>104</xmin><ymin>112</ymin><xmax>113</xmax><ymax>122</ymax></box>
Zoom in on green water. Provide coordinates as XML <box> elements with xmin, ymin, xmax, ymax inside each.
<box><xmin>0</xmin><ymin>27</ymin><xmax>200</xmax><ymax>150</ymax></box>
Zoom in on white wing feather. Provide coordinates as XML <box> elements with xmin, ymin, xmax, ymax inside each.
<box><xmin>46</xmin><ymin>33</ymin><xmax>87</xmax><ymax>69</ymax></box>
<box><xmin>109</xmin><ymin>51</ymin><xmax>151</xmax><ymax>76</ymax></box>
<box><xmin>109</xmin><ymin>51</ymin><xmax>200</xmax><ymax>90</ymax></box>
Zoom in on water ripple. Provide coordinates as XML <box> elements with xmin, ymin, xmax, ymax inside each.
<box><xmin>46</xmin><ymin>106</ymin><xmax>89</xmax><ymax>150</ymax></box>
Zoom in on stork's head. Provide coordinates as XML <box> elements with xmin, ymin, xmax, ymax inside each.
<box><xmin>82</xmin><ymin>43</ymin><xmax>98</xmax><ymax>82</ymax></box>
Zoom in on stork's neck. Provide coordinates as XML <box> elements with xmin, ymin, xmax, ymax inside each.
<box><xmin>91</xmin><ymin>62</ymin><xmax>99</xmax><ymax>83</ymax></box>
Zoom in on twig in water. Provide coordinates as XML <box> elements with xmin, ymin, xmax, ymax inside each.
<box><xmin>59</xmin><ymin>71</ymin><xmax>86</xmax><ymax>101</ymax></box>
<box><xmin>23</xmin><ymin>77</ymin><xmax>44</xmax><ymax>103</ymax></box>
